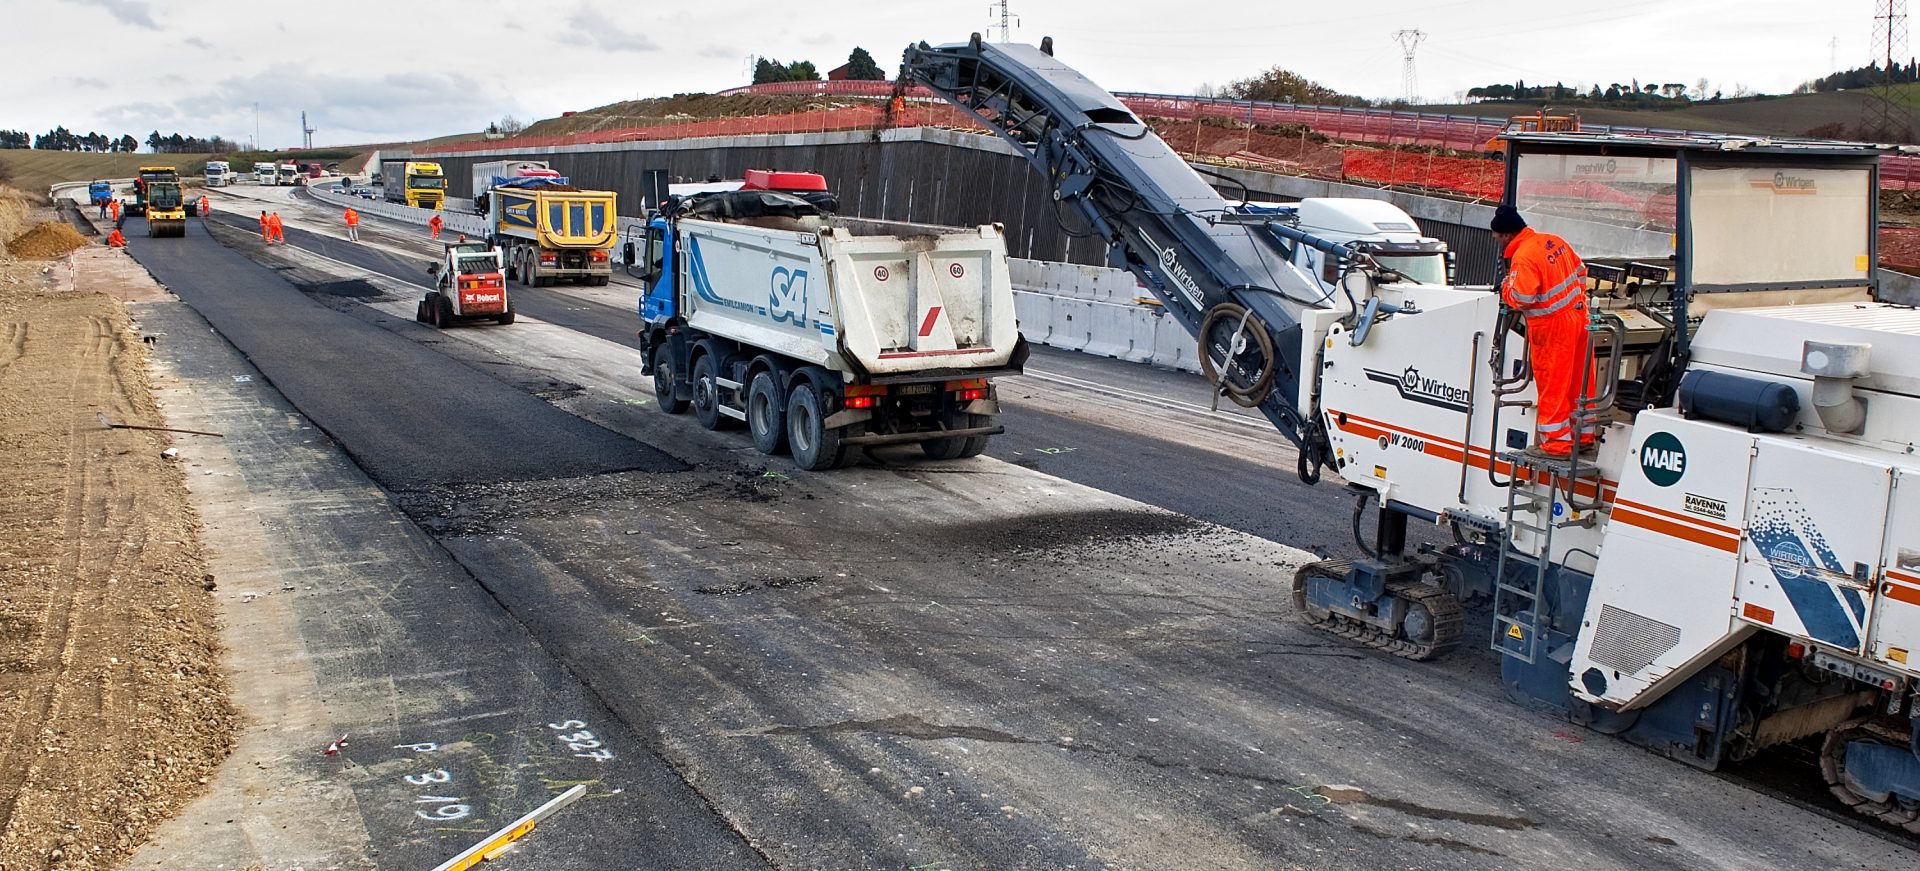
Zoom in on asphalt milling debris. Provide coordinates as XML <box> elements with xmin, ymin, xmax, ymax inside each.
<box><xmin>120</xmin><ymin>216</ymin><xmax>680</xmax><ymax>490</ymax></box>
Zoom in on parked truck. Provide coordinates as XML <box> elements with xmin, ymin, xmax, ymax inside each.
<box><xmin>1238</xmin><ymin>198</ymin><xmax>1452</xmax><ymax>290</ymax></box>
<box><xmin>470</xmin><ymin>160</ymin><xmax>559</xmax><ymax>215</ymax></box>
<box><xmin>88</xmin><ymin>180</ymin><xmax>113</xmax><ymax>208</ymax></box>
<box><xmin>487</xmin><ymin>178</ymin><xmax>617</xmax><ymax>287</ymax></box>
<box><xmin>205</xmin><ymin>160</ymin><xmax>230</xmax><ymax>187</ymax></box>
<box><xmin>254</xmin><ymin>162</ymin><xmax>277</xmax><ymax>184</ymax></box>
<box><xmin>276</xmin><ymin>163</ymin><xmax>299</xmax><ymax>185</ymax></box>
<box><xmin>636</xmin><ymin>170</ymin><xmax>1025</xmax><ymax>471</ymax></box>
<box><xmin>1481</xmin><ymin>110</ymin><xmax>1579</xmax><ymax>158</ymax></box>
<box><xmin>381</xmin><ymin>160</ymin><xmax>446</xmax><ymax>209</ymax></box>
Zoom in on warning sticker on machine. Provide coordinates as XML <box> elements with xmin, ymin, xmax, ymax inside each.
<box><xmin>1683</xmin><ymin>492</ymin><xmax>1728</xmax><ymax>521</ymax></box>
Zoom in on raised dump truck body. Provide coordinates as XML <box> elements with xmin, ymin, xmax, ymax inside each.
<box><xmin>128</xmin><ymin>166</ymin><xmax>179</xmax><ymax>217</ymax></box>
<box><xmin>635</xmin><ymin>172</ymin><xmax>1024</xmax><ymax>470</ymax></box>
<box><xmin>487</xmin><ymin>179</ymin><xmax>616</xmax><ymax>286</ymax></box>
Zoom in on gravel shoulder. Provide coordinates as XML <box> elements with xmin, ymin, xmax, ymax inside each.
<box><xmin>0</xmin><ymin>224</ymin><xmax>235</xmax><ymax>871</ymax></box>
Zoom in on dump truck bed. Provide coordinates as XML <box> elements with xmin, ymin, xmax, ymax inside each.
<box><xmin>677</xmin><ymin>217</ymin><xmax>1020</xmax><ymax>378</ymax></box>
<box><xmin>491</xmin><ymin>187</ymin><xmax>617</xmax><ymax>249</ymax></box>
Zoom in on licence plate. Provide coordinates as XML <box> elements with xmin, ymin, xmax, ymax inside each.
<box><xmin>896</xmin><ymin>384</ymin><xmax>936</xmax><ymax>395</ymax></box>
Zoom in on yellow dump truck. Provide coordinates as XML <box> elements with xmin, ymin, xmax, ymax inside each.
<box><xmin>486</xmin><ymin>178</ymin><xmax>617</xmax><ymax>286</ymax></box>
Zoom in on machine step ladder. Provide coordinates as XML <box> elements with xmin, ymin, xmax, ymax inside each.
<box><xmin>1490</xmin><ymin>451</ymin><xmax>1602</xmax><ymax>663</ymax></box>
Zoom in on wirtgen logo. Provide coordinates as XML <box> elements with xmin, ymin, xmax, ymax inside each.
<box><xmin>1750</xmin><ymin>172</ymin><xmax>1818</xmax><ymax>195</ymax></box>
<box><xmin>1364</xmin><ymin>366</ymin><xmax>1471</xmax><ymax>413</ymax></box>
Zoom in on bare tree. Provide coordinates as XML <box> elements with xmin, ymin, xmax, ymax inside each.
<box><xmin>497</xmin><ymin>115</ymin><xmax>526</xmax><ymax>135</ymax></box>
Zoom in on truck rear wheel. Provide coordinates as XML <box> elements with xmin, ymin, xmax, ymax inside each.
<box><xmin>921</xmin><ymin>410</ymin><xmax>991</xmax><ymax>460</ymax></box>
<box><xmin>690</xmin><ymin>353</ymin><xmax>730</xmax><ymax>431</ymax></box>
<box><xmin>747</xmin><ymin>371</ymin><xmax>787</xmax><ymax>455</ymax></box>
<box><xmin>651</xmin><ymin>345</ymin><xmax>689</xmax><ymax>414</ymax></box>
<box><xmin>788</xmin><ymin>380</ymin><xmax>852</xmax><ymax>471</ymax></box>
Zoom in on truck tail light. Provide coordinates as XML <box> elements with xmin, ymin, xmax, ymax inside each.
<box><xmin>589</xmin><ymin>249</ymin><xmax>609</xmax><ymax>262</ymax></box>
<box><xmin>843</xmin><ymin>384</ymin><xmax>886</xmax><ymax>409</ymax></box>
<box><xmin>946</xmin><ymin>378</ymin><xmax>989</xmax><ymax>401</ymax></box>
<box><xmin>540</xmin><ymin>252</ymin><xmax>558</xmax><ymax>264</ymax></box>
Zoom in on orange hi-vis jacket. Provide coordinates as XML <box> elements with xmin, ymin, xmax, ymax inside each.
<box><xmin>344</xmin><ymin>209</ymin><xmax>359</xmax><ymax>226</ymax></box>
<box><xmin>1500</xmin><ymin>227</ymin><xmax>1586</xmax><ymax>317</ymax></box>
<box><xmin>1501</xmin><ymin>226</ymin><xmax>1594</xmax><ymax>453</ymax></box>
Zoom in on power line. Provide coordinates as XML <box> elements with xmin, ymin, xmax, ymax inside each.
<box><xmin>1393</xmin><ymin>29</ymin><xmax>1427</xmax><ymax>104</ymax></box>
<box><xmin>1864</xmin><ymin>0</ymin><xmax>1913</xmax><ymax>142</ymax></box>
<box><xmin>987</xmin><ymin>0</ymin><xmax>1019</xmax><ymax>43</ymax></box>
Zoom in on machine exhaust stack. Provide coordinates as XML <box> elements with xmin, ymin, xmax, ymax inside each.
<box><xmin>1800</xmin><ymin>340</ymin><xmax>1871</xmax><ymax>434</ymax></box>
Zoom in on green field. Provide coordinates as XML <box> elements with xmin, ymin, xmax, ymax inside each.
<box><xmin>0</xmin><ymin>151</ymin><xmax>213</xmax><ymax>201</ymax></box>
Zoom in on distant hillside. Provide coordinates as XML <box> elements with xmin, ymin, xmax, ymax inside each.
<box><xmin>0</xmin><ymin>151</ymin><xmax>213</xmax><ymax>201</ymax></box>
<box><xmin>1422</xmin><ymin>89</ymin><xmax>1909</xmax><ymax>139</ymax></box>
<box><xmin>519</xmin><ymin>94</ymin><xmax>853</xmax><ymax>139</ymax></box>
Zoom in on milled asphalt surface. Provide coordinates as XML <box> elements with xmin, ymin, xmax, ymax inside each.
<box><xmin>205</xmin><ymin>201</ymin><xmax>1378</xmax><ymax>555</ymax></box>
<box><xmin>140</xmin><ymin>192</ymin><xmax>1920</xmax><ymax>869</ymax></box>
<box><xmin>120</xmin><ymin>215</ymin><xmax>680</xmax><ymax>489</ymax></box>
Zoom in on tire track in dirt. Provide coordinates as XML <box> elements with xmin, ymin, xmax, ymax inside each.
<box><xmin>0</xmin><ymin>313</ymin><xmax>111</xmax><ymax>840</ymax></box>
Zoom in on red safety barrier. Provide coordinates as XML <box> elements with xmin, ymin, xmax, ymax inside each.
<box><xmin>434</xmin><ymin>82</ymin><xmax>1920</xmax><ymax>193</ymax></box>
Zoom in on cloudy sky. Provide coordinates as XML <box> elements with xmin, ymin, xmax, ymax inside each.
<box><xmin>5</xmin><ymin>0</ymin><xmax>1881</xmax><ymax>149</ymax></box>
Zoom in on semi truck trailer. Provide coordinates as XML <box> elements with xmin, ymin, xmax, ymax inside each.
<box><xmin>636</xmin><ymin>170</ymin><xmax>1025</xmax><ymax>471</ymax></box>
<box><xmin>470</xmin><ymin>160</ymin><xmax>559</xmax><ymax>215</ymax></box>
<box><xmin>486</xmin><ymin>178</ymin><xmax>617</xmax><ymax>287</ymax></box>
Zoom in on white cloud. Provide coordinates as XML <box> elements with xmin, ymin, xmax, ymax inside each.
<box><xmin>63</xmin><ymin>0</ymin><xmax>160</xmax><ymax>30</ymax></box>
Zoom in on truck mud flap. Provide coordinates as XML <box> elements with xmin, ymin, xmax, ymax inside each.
<box><xmin>839</xmin><ymin>424</ymin><xmax>1004</xmax><ymax>448</ymax></box>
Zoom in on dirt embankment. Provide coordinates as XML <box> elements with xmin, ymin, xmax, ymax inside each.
<box><xmin>0</xmin><ymin>192</ymin><xmax>236</xmax><ymax>870</ymax></box>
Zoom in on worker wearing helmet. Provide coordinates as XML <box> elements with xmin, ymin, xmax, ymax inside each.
<box><xmin>1492</xmin><ymin>204</ymin><xmax>1595</xmax><ymax>459</ymax></box>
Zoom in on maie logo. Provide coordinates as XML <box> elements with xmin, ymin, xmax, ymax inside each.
<box><xmin>1641</xmin><ymin>431</ymin><xmax>1686</xmax><ymax>487</ymax></box>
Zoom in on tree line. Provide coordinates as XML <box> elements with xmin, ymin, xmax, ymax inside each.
<box><xmin>0</xmin><ymin>127</ymin><xmax>240</xmax><ymax>153</ymax></box>
<box><xmin>750</xmin><ymin>47</ymin><xmax>887</xmax><ymax>84</ymax></box>
<box><xmin>1803</xmin><ymin>61</ymin><xmax>1920</xmax><ymax>93</ymax></box>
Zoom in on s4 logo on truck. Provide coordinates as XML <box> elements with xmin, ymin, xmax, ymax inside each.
<box><xmin>770</xmin><ymin>266</ymin><xmax>809</xmax><ymax>325</ymax></box>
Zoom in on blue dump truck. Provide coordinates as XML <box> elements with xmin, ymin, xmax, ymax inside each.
<box><xmin>88</xmin><ymin>180</ymin><xmax>113</xmax><ymax>208</ymax></box>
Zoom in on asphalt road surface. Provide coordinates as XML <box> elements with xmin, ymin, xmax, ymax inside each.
<box><xmin>126</xmin><ymin>192</ymin><xmax>1920</xmax><ymax>870</ymax></box>
<box><xmin>120</xmin><ymin>214</ymin><xmax>680</xmax><ymax>489</ymax></box>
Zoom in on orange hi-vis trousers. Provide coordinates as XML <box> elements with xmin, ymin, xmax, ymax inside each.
<box><xmin>1527</xmin><ymin>302</ymin><xmax>1597</xmax><ymax>455</ymax></box>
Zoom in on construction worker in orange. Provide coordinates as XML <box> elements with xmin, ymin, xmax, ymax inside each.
<box><xmin>258</xmin><ymin>210</ymin><xmax>271</xmax><ymax>242</ymax></box>
<box><xmin>267</xmin><ymin>211</ymin><xmax>286</xmax><ymax>245</ymax></box>
<box><xmin>108</xmin><ymin>198</ymin><xmax>121</xmax><ymax>225</ymax></box>
<box><xmin>105</xmin><ymin>227</ymin><xmax>127</xmax><ymax>248</ymax></box>
<box><xmin>197</xmin><ymin>194</ymin><xmax>210</xmax><ymax>216</ymax></box>
<box><xmin>428</xmin><ymin>213</ymin><xmax>444</xmax><ymax>240</ymax></box>
<box><xmin>343</xmin><ymin>206</ymin><xmax>361</xmax><ymax>242</ymax></box>
<box><xmin>1491</xmin><ymin>204</ymin><xmax>1595</xmax><ymax>459</ymax></box>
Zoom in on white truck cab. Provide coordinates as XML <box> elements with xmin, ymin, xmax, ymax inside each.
<box><xmin>1239</xmin><ymin>198</ymin><xmax>1451</xmax><ymax>291</ymax></box>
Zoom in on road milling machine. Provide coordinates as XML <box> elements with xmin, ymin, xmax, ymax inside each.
<box><xmin>904</xmin><ymin>34</ymin><xmax>1920</xmax><ymax>827</ymax></box>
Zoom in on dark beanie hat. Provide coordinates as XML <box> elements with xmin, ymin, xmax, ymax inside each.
<box><xmin>1490</xmin><ymin>204</ymin><xmax>1527</xmax><ymax>234</ymax></box>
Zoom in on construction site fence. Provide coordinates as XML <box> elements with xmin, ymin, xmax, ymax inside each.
<box><xmin>708</xmin><ymin>82</ymin><xmax>1920</xmax><ymax>190</ymax></box>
